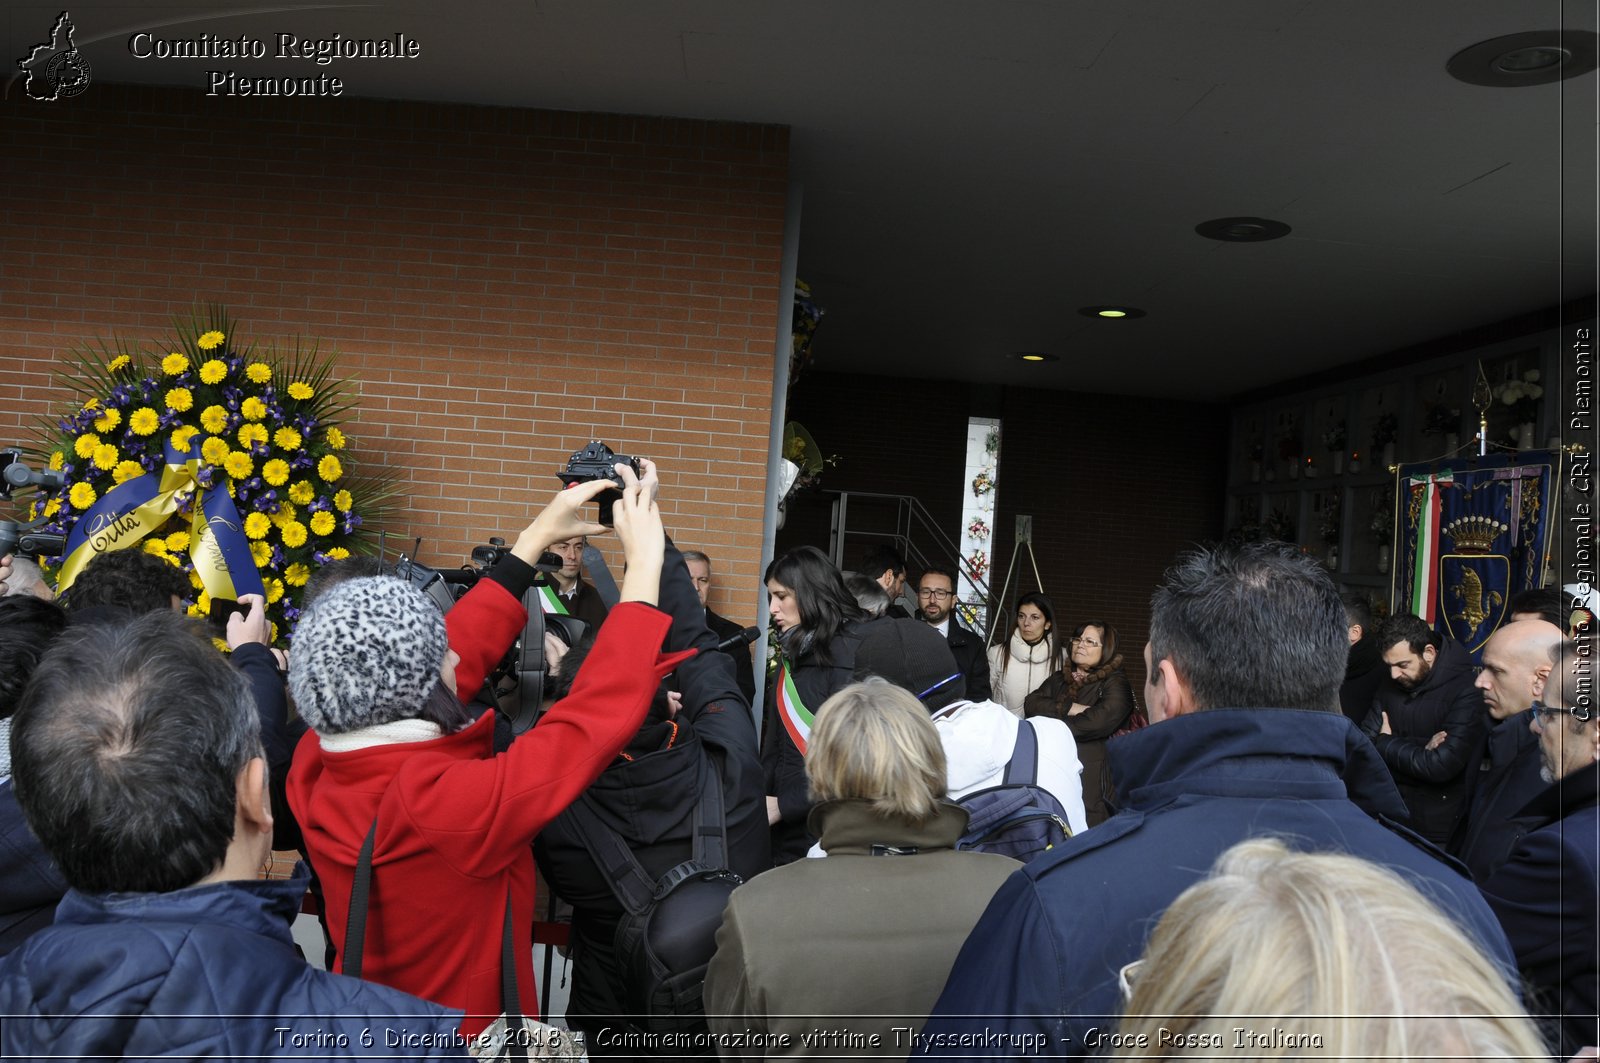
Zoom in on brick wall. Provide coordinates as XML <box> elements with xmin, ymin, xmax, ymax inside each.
<box><xmin>777</xmin><ymin>371</ymin><xmax>1228</xmax><ymax>692</ymax></box>
<box><xmin>0</xmin><ymin>84</ymin><xmax>788</xmax><ymax>625</ymax></box>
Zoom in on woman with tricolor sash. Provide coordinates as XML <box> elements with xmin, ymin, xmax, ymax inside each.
<box><xmin>762</xmin><ymin>545</ymin><xmax>886</xmax><ymax>864</ymax></box>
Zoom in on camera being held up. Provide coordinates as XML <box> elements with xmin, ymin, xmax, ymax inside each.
<box><xmin>0</xmin><ymin>448</ymin><xmax>67</xmax><ymax>560</ymax></box>
<box><xmin>559</xmin><ymin>441</ymin><xmax>643</xmax><ymax>528</ymax></box>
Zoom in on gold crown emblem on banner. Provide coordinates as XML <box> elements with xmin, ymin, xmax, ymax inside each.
<box><xmin>1443</xmin><ymin>515</ymin><xmax>1507</xmax><ymax>554</ymax></box>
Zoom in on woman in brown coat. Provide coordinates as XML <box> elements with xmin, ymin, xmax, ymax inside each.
<box><xmin>1023</xmin><ymin>620</ymin><xmax>1134</xmax><ymax>826</ymax></box>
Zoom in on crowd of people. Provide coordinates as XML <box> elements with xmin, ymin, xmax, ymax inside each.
<box><xmin>0</xmin><ymin>470</ymin><xmax>1594</xmax><ymax>1060</ymax></box>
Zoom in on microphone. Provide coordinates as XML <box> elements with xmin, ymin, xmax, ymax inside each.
<box><xmin>715</xmin><ymin>626</ymin><xmax>762</xmax><ymax>654</ymax></box>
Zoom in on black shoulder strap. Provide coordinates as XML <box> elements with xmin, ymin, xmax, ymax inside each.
<box><xmin>344</xmin><ymin>812</ymin><xmax>525</xmax><ymax>1056</ymax></box>
<box><xmin>567</xmin><ymin>754</ymin><xmax>727</xmax><ymax>916</ymax></box>
<box><xmin>1002</xmin><ymin>718</ymin><xmax>1040</xmax><ymax>787</ymax></box>
<box><xmin>343</xmin><ymin>818</ymin><xmax>379</xmax><ymax>979</ymax></box>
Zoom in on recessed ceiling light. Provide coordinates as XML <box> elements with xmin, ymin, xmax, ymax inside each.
<box><xmin>1448</xmin><ymin>30</ymin><xmax>1598</xmax><ymax>87</ymax></box>
<box><xmin>1012</xmin><ymin>352</ymin><xmax>1060</xmax><ymax>363</ymax></box>
<box><xmin>1195</xmin><ymin>217</ymin><xmax>1292</xmax><ymax>242</ymax></box>
<box><xmin>1076</xmin><ymin>306</ymin><xmax>1146</xmax><ymax>319</ymax></box>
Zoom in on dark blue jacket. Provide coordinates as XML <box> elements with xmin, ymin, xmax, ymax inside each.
<box><xmin>0</xmin><ymin>780</ymin><xmax>66</xmax><ymax>958</ymax></box>
<box><xmin>917</xmin><ymin>709</ymin><xmax>1518</xmax><ymax>1059</ymax></box>
<box><xmin>0</xmin><ymin>865</ymin><xmax>470</xmax><ymax>1060</ymax></box>
<box><xmin>1481</xmin><ymin>761</ymin><xmax>1599</xmax><ymax>1057</ymax></box>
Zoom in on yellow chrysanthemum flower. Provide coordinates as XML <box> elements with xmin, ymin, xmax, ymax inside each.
<box><xmin>240</xmin><ymin>397</ymin><xmax>267</xmax><ymax>422</ymax></box>
<box><xmin>244</xmin><ymin>512</ymin><xmax>272</xmax><ymax>540</ymax></box>
<box><xmin>333</xmin><ymin>489</ymin><xmax>353</xmax><ymax>512</ymax></box>
<box><xmin>162</xmin><ymin>352</ymin><xmax>189</xmax><ymax>376</ymax></box>
<box><xmin>129</xmin><ymin>408</ymin><xmax>160</xmax><ymax>436</ymax></box>
<box><xmin>287</xmin><ymin>381</ymin><xmax>314</xmax><ymax>401</ymax></box>
<box><xmin>249</xmin><ymin>541</ymin><xmax>272</xmax><ymax>568</ymax></box>
<box><xmin>68</xmin><ymin>482</ymin><xmax>96</xmax><ymax>509</ymax></box>
<box><xmin>280</xmin><ymin>521</ymin><xmax>308</xmax><ymax>549</ymax></box>
<box><xmin>74</xmin><ymin>433</ymin><xmax>100</xmax><ymax>459</ymax></box>
<box><xmin>201</xmin><ymin>436</ymin><xmax>231</xmax><ymax>466</ymax></box>
<box><xmin>142</xmin><ymin>539</ymin><xmax>168</xmax><ymax>557</ymax></box>
<box><xmin>265</xmin><ymin>578</ymin><xmax>286</xmax><ymax>605</ymax></box>
<box><xmin>325</xmin><ymin>546</ymin><xmax>351</xmax><ymax>561</ymax></box>
<box><xmin>91</xmin><ymin>443</ymin><xmax>118</xmax><ymax>471</ymax></box>
<box><xmin>164</xmin><ymin>387</ymin><xmax>194</xmax><ymax>413</ymax></box>
<box><xmin>324</xmin><ymin>427</ymin><xmax>347</xmax><ymax>450</ymax></box>
<box><xmin>273</xmin><ymin>427</ymin><xmax>303</xmax><ymax>451</ymax></box>
<box><xmin>165</xmin><ymin>531</ymin><xmax>191</xmax><ymax>552</ymax></box>
<box><xmin>309</xmin><ymin>511</ymin><xmax>336</xmax><ymax>537</ymax></box>
<box><xmin>43</xmin><ymin>498</ymin><xmax>61</xmax><ymax>517</ymax></box>
<box><xmin>112</xmin><ymin>460</ymin><xmax>143</xmax><ymax>484</ymax></box>
<box><xmin>287</xmin><ymin>480</ymin><xmax>315</xmax><ymax>506</ymax></box>
<box><xmin>197</xmin><ymin>330</ymin><xmax>226</xmax><ymax>351</ymax></box>
<box><xmin>187</xmin><ymin>602</ymin><xmax>205</xmax><ymax>619</ymax></box>
<box><xmin>170</xmin><ymin>425</ymin><xmax>200</xmax><ymax>453</ymax></box>
<box><xmin>48</xmin><ymin>451</ymin><xmax>65</xmax><ymax>471</ymax></box>
<box><xmin>198</xmin><ymin>405</ymin><xmax>227</xmax><ymax>434</ymax></box>
<box><xmin>223</xmin><ymin>451</ymin><xmax>254</xmax><ymax>480</ymax></box>
<box><xmin>270</xmin><ymin>503</ymin><xmax>298</xmax><ymax>528</ymax></box>
<box><xmin>245</xmin><ymin>362</ymin><xmax>272</xmax><ymax>384</ymax></box>
<box><xmin>190</xmin><ymin>571</ymin><xmax>205</xmax><ymax>590</ymax></box>
<box><xmin>199</xmin><ymin>359</ymin><xmax>228</xmax><ymax>384</ymax></box>
<box><xmin>317</xmin><ymin>455</ymin><xmax>343</xmax><ymax>483</ymax></box>
<box><xmin>262</xmin><ymin>459</ymin><xmax>290</xmax><ymax>486</ymax></box>
<box><xmin>107</xmin><ymin>355</ymin><xmax>131</xmax><ymax>372</ymax></box>
<box><xmin>237</xmin><ymin>423</ymin><xmax>269</xmax><ymax>449</ymax></box>
<box><xmin>93</xmin><ymin>408</ymin><xmax>121</xmax><ymax>433</ymax></box>
<box><xmin>284</xmin><ymin>562</ymin><xmax>311</xmax><ymax>587</ymax></box>
<box><xmin>211</xmin><ymin>637</ymin><xmax>232</xmax><ymax>655</ymax></box>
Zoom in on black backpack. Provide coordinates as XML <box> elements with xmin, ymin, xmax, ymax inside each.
<box><xmin>954</xmin><ymin>718</ymin><xmax>1074</xmax><ymax>863</ymax></box>
<box><xmin>567</xmin><ymin>756</ymin><xmax>742</xmax><ymax>1034</ymax></box>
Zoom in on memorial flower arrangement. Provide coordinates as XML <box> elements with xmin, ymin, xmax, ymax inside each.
<box><xmin>1495</xmin><ymin>369</ymin><xmax>1543</xmax><ymax>424</ymax></box>
<box><xmin>1422</xmin><ymin>401</ymin><xmax>1461</xmax><ymax>437</ymax></box>
<box><xmin>966</xmin><ymin>516</ymin><xmax>990</xmax><ymax>541</ymax></box>
<box><xmin>1370</xmin><ymin>412</ymin><xmax>1398</xmax><ymax>450</ymax></box>
<box><xmin>25</xmin><ymin>310</ymin><xmax>396</xmax><ymax>645</ymax></box>
<box><xmin>1264</xmin><ymin>506</ymin><xmax>1296</xmax><ymax>543</ymax></box>
<box><xmin>1321</xmin><ymin>420</ymin><xmax>1347</xmax><ymax>452</ymax></box>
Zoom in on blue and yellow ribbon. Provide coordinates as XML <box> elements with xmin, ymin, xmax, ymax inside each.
<box><xmin>56</xmin><ymin>439</ymin><xmax>266</xmax><ymax>601</ymax></box>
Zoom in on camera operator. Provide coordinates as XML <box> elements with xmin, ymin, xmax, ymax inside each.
<box><xmin>534</xmin><ymin>534</ymin><xmax>769</xmax><ymax>1052</ymax></box>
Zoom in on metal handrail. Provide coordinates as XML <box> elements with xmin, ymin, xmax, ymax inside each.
<box><xmin>823</xmin><ymin>489</ymin><xmax>993</xmax><ymax>619</ymax></box>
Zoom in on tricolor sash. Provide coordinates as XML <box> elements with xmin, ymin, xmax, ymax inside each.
<box><xmin>55</xmin><ymin>439</ymin><xmax>265</xmax><ymax>601</ymax></box>
<box><xmin>1407</xmin><ymin>471</ymin><xmax>1452</xmax><ymax>623</ymax></box>
<box><xmin>536</xmin><ymin>585</ymin><xmax>570</xmax><ymax>615</ymax></box>
<box><xmin>775</xmin><ymin>659</ymin><xmax>813</xmax><ymax>754</ymax></box>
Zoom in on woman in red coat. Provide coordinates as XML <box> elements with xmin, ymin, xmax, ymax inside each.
<box><xmin>287</xmin><ymin>464</ymin><xmax>685</xmax><ymax>1035</ymax></box>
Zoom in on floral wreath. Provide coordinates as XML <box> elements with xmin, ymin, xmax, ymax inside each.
<box><xmin>26</xmin><ymin>309</ymin><xmax>396</xmax><ymax>644</ymax></box>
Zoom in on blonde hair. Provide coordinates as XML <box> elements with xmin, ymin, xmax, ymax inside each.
<box><xmin>806</xmin><ymin>678</ymin><xmax>947</xmax><ymax>824</ymax></box>
<box><xmin>1115</xmin><ymin>838</ymin><xmax>1550</xmax><ymax>1061</ymax></box>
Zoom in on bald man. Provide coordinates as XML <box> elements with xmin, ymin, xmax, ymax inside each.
<box><xmin>1449</xmin><ymin>618</ymin><xmax>1565</xmax><ymax>881</ymax></box>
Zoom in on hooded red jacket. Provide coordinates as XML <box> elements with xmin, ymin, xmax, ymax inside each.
<box><xmin>288</xmin><ymin>598</ymin><xmax>685</xmax><ymax>1035</ymax></box>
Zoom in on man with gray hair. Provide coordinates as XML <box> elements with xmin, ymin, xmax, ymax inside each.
<box><xmin>0</xmin><ymin>611</ymin><xmax>471</xmax><ymax>1058</ymax></box>
<box><xmin>919</xmin><ymin>541</ymin><xmax>1515</xmax><ymax>1058</ymax></box>
<box><xmin>1482</xmin><ymin>639</ymin><xmax>1598</xmax><ymax>1057</ymax></box>
<box><xmin>683</xmin><ymin>547</ymin><xmax>756</xmax><ymax>705</ymax></box>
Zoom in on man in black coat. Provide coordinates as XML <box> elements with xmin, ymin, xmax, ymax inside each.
<box><xmin>1450</xmin><ymin>617</ymin><xmax>1564</xmax><ymax>881</ymax></box>
<box><xmin>533</xmin><ymin>540</ymin><xmax>769</xmax><ymax>1052</ymax></box>
<box><xmin>915</xmin><ymin>563</ymin><xmax>991</xmax><ymax>703</ymax></box>
<box><xmin>1481</xmin><ymin>640</ymin><xmax>1598</xmax><ymax>1057</ymax></box>
<box><xmin>682</xmin><ymin>549</ymin><xmax>756</xmax><ymax>706</ymax></box>
<box><xmin>1338</xmin><ymin>592</ymin><xmax>1385</xmax><ymax>723</ymax></box>
<box><xmin>1361</xmin><ymin>613</ymin><xmax>1485</xmax><ymax>846</ymax></box>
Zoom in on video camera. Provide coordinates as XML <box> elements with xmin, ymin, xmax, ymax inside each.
<box><xmin>0</xmin><ymin>448</ymin><xmax>67</xmax><ymax>559</ymax></box>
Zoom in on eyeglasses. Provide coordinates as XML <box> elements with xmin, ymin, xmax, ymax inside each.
<box><xmin>1070</xmin><ymin>637</ymin><xmax>1103</xmax><ymax>648</ymax></box>
<box><xmin>1530</xmin><ymin>700</ymin><xmax>1595</xmax><ymax>725</ymax></box>
<box><xmin>917</xmin><ymin>588</ymin><xmax>954</xmax><ymax>600</ymax></box>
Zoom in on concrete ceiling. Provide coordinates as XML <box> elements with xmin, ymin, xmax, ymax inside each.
<box><xmin>10</xmin><ymin>0</ymin><xmax>1597</xmax><ymax>399</ymax></box>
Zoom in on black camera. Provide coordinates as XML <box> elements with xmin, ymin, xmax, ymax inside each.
<box><xmin>0</xmin><ymin>448</ymin><xmax>67</xmax><ymax>559</ymax></box>
<box><xmin>558</xmin><ymin>441</ymin><xmax>642</xmax><ymax>527</ymax></box>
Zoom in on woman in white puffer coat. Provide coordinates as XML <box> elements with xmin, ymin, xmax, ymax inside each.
<box><xmin>986</xmin><ymin>591</ymin><xmax>1068</xmax><ymax>717</ymax></box>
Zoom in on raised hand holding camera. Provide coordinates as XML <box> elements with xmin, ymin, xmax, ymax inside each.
<box><xmin>610</xmin><ymin>458</ymin><xmax>665</xmax><ymax>607</ymax></box>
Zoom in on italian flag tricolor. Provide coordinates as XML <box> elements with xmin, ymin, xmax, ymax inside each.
<box><xmin>776</xmin><ymin>660</ymin><xmax>813</xmax><ymax>754</ymax></box>
<box><xmin>1408</xmin><ymin>472</ymin><xmax>1452</xmax><ymax>623</ymax></box>
<box><xmin>536</xmin><ymin>585</ymin><xmax>569</xmax><ymax>615</ymax></box>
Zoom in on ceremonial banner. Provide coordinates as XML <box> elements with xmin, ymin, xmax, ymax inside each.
<box><xmin>1392</xmin><ymin>451</ymin><xmax>1561</xmax><ymax>657</ymax></box>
